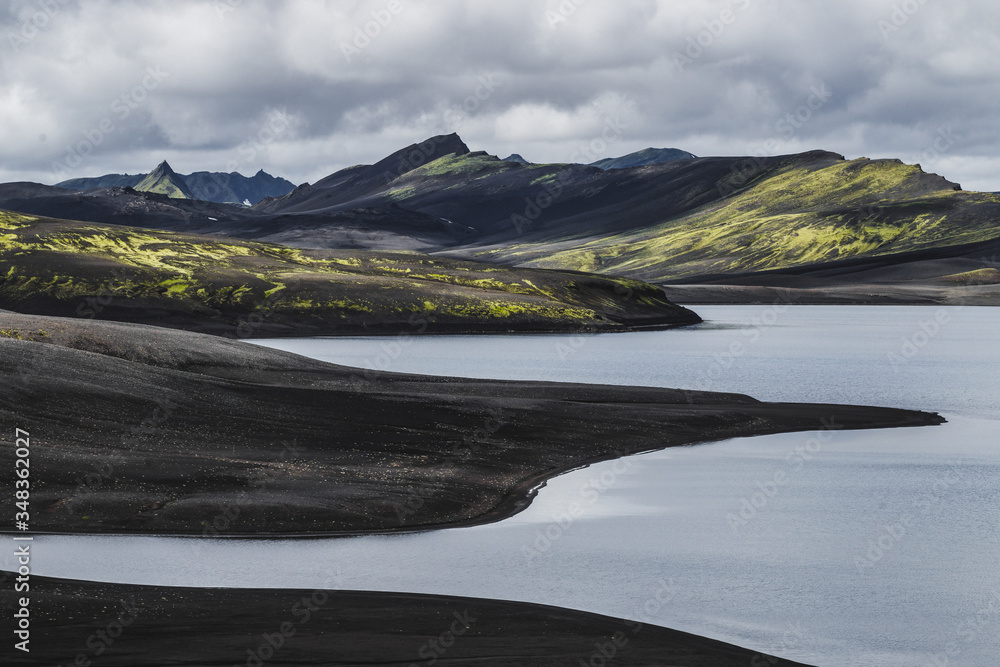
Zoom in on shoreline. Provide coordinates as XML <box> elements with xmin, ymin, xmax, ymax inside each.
<box><xmin>660</xmin><ymin>282</ymin><xmax>1000</xmax><ymax>306</ymax></box>
<box><xmin>1</xmin><ymin>574</ymin><xmax>815</xmax><ymax>666</ymax></box>
<box><xmin>0</xmin><ymin>310</ymin><xmax>944</xmax><ymax>537</ymax></box>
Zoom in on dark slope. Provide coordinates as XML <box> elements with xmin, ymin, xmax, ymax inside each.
<box><xmin>259</xmin><ymin>148</ymin><xmax>854</xmax><ymax>243</ymax></box>
<box><xmin>0</xmin><ymin>185</ymin><xmax>255</xmax><ymax>231</ymax></box>
<box><xmin>0</xmin><ymin>181</ymin><xmax>74</xmax><ymax>202</ymax></box>
<box><xmin>256</xmin><ymin>132</ymin><xmax>471</xmax><ymax>213</ymax></box>
<box><xmin>4</xmin><ymin>576</ymin><xmax>814</xmax><ymax>666</ymax></box>
<box><xmin>591</xmin><ymin>147</ymin><xmax>697</xmax><ymax>169</ymax></box>
<box><xmin>0</xmin><ymin>311</ymin><xmax>940</xmax><ymax>536</ymax></box>
<box><xmin>57</xmin><ymin>172</ymin><xmax>144</xmax><ymax>189</ymax></box>
<box><xmin>0</xmin><ymin>185</ymin><xmax>471</xmax><ymax>251</ymax></box>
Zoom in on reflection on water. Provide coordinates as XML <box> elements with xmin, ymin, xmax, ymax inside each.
<box><xmin>11</xmin><ymin>307</ymin><xmax>1000</xmax><ymax>666</ymax></box>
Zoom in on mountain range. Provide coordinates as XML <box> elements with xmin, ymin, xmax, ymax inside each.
<box><xmin>57</xmin><ymin>161</ymin><xmax>295</xmax><ymax>205</ymax></box>
<box><xmin>3</xmin><ymin>133</ymin><xmax>999</xmax><ymax>304</ymax></box>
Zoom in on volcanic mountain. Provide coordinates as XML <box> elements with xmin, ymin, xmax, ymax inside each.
<box><xmin>133</xmin><ymin>160</ymin><xmax>195</xmax><ymax>199</ymax></box>
<box><xmin>5</xmin><ymin>133</ymin><xmax>1000</xmax><ymax>302</ymax></box>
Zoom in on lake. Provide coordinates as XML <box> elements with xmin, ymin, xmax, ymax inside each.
<box><xmin>14</xmin><ymin>306</ymin><xmax>1000</xmax><ymax>666</ymax></box>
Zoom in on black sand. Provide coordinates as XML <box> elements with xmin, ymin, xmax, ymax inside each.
<box><xmin>1</xmin><ymin>575</ymin><xmax>814</xmax><ymax>666</ymax></box>
<box><xmin>0</xmin><ymin>310</ymin><xmax>943</xmax><ymax>536</ymax></box>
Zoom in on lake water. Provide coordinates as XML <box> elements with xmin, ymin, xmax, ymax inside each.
<box><xmin>10</xmin><ymin>306</ymin><xmax>1000</xmax><ymax>666</ymax></box>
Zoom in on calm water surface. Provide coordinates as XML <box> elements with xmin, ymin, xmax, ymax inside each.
<box><xmin>10</xmin><ymin>306</ymin><xmax>1000</xmax><ymax>667</ymax></box>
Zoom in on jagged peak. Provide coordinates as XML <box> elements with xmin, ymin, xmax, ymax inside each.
<box><xmin>146</xmin><ymin>160</ymin><xmax>180</xmax><ymax>179</ymax></box>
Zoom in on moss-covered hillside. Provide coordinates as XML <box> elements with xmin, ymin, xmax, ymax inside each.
<box><xmin>0</xmin><ymin>210</ymin><xmax>699</xmax><ymax>335</ymax></box>
<box><xmin>477</xmin><ymin>156</ymin><xmax>1000</xmax><ymax>282</ymax></box>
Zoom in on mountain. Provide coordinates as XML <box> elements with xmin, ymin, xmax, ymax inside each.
<box><xmin>590</xmin><ymin>147</ymin><xmax>696</xmax><ymax>169</ymax></box>
<box><xmin>57</xmin><ymin>165</ymin><xmax>295</xmax><ymax>204</ymax></box>
<box><xmin>134</xmin><ymin>160</ymin><xmax>195</xmax><ymax>199</ymax></box>
<box><xmin>255</xmin><ymin>133</ymin><xmax>471</xmax><ymax>213</ymax></box>
<box><xmin>502</xmin><ymin>153</ymin><xmax>530</xmax><ymax>164</ymax></box>
<box><xmin>247</xmin><ymin>137</ymin><xmax>1000</xmax><ymax>301</ymax></box>
<box><xmin>180</xmin><ymin>169</ymin><xmax>296</xmax><ymax>204</ymax></box>
<box><xmin>8</xmin><ymin>134</ymin><xmax>1000</xmax><ymax>304</ymax></box>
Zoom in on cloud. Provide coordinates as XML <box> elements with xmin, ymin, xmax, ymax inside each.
<box><xmin>0</xmin><ymin>0</ymin><xmax>997</xmax><ymax>191</ymax></box>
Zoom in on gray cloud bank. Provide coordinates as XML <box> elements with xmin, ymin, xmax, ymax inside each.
<box><xmin>1</xmin><ymin>0</ymin><xmax>997</xmax><ymax>191</ymax></box>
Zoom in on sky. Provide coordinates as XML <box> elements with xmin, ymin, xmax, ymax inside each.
<box><xmin>0</xmin><ymin>0</ymin><xmax>997</xmax><ymax>191</ymax></box>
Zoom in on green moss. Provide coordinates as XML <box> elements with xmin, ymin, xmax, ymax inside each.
<box><xmin>498</xmin><ymin>157</ymin><xmax>1000</xmax><ymax>282</ymax></box>
<box><xmin>404</xmin><ymin>152</ymin><xmax>516</xmax><ymax>179</ymax></box>
<box><xmin>0</xmin><ymin>210</ymin><xmax>689</xmax><ymax>330</ymax></box>
<box><xmin>941</xmin><ymin>268</ymin><xmax>1000</xmax><ymax>285</ymax></box>
<box><xmin>528</xmin><ymin>173</ymin><xmax>558</xmax><ymax>186</ymax></box>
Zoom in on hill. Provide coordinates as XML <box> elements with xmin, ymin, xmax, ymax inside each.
<box><xmin>590</xmin><ymin>147</ymin><xmax>697</xmax><ymax>169</ymax></box>
<box><xmin>0</xmin><ymin>209</ymin><xmax>700</xmax><ymax>336</ymax></box>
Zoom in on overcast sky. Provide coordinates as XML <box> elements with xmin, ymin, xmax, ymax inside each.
<box><xmin>1</xmin><ymin>0</ymin><xmax>997</xmax><ymax>191</ymax></box>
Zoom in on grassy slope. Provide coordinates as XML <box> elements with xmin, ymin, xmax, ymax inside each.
<box><xmin>471</xmin><ymin>157</ymin><xmax>1000</xmax><ymax>282</ymax></box>
<box><xmin>134</xmin><ymin>170</ymin><xmax>193</xmax><ymax>199</ymax></box>
<box><xmin>0</xmin><ymin>210</ymin><xmax>698</xmax><ymax>335</ymax></box>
